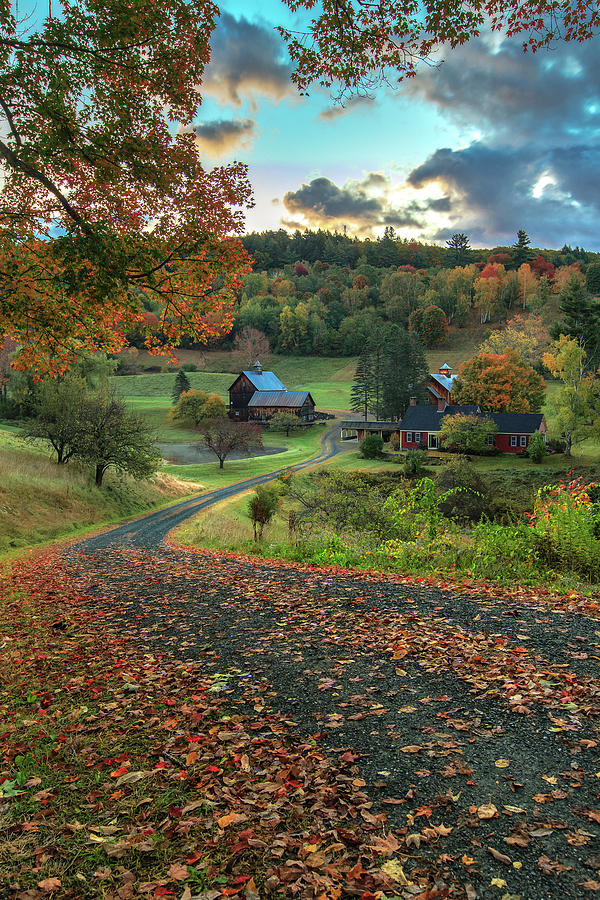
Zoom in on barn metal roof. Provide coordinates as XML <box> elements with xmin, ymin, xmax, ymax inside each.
<box><xmin>248</xmin><ymin>390</ymin><xmax>311</xmax><ymax>408</ymax></box>
<box><xmin>242</xmin><ymin>370</ymin><xmax>286</xmax><ymax>391</ymax></box>
<box><xmin>429</xmin><ymin>372</ymin><xmax>458</xmax><ymax>392</ymax></box>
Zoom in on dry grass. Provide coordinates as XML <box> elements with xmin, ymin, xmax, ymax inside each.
<box><xmin>0</xmin><ymin>434</ymin><xmax>200</xmax><ymax>554</ymax></box>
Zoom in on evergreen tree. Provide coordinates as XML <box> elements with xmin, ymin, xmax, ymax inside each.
<box><xmin>446</xmin><ymin>233</ymin><xmax>471</xmax><ymax>266</ymax></box>
<box><xmin>172</xmin><ymin>369</ymin><xmax>191</xmax><ymax>404</ymax></box>
<box><xmin>351</xmin><ymin>352</ymin><xmax>374</xmax><ymax>420</ymax></box>
<box><xmin>380</xmin><ymin>326</ymin><xmax>428</xmax><ymax>420</ymax></box>
<box><xmin>511</xmin><ymin>230</ymin><xmax>533</xmax><ymax>267</ymax></box>
<box><xmin>553</xmin><ymin>277</ymin><xmax>600</xmax><ymax>373</ymax></box>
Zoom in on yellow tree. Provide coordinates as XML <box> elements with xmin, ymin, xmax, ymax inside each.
<box><xmin>543</xmin><ymin>336</ymin><xmax>599</xmax><ymax>457</ymax></box>
<box><xmin>517</xmin><ymin>264</ymin><xmax>537</xmax><ymax>310</ymax></box>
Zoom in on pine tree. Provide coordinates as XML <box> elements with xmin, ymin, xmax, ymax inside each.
<box><xmin>554</xmin><ymin>277</ymin><xmax>600</xmax><ymax>373</ymax></box>
<box><xmin>511</xmin><ymin>230</ymin><xmax>533</xmax><ymax>267</ymax></box>
<box><xmin>172</xmin><ymin>369</ymin><xmax>191</xmax><ymax>404</ymax></box>
<box><xmin>380</xmin><ymin>327</ymin><xmax>428</xmax><ymax>420</ymax></box>
<box><xmin>446</xmin><ymin>233</ymin><xmax>471</xmax><ymax>266</ymax></box>
<box><xmin>351</xmin><ymin>352</ymin><xmax>374</xmax><ymax>420</ymax></box>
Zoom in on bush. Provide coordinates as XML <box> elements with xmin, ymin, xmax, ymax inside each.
<box><xmin>181</xmin><ymin>363</ymin><xmax>199</xmax><ymax>372</ymax></box>
<box><xmin>528</xmin><ymin>477</ymin><xmax>600</xmax><ymax>579</ymax></box>
<box><xmin>528</xmin><ymin>432</ymin><xmax>547</xmax><ymax>463</ymax></box>
<box><xmin>0</xmin><ymin>398</ymin><xmax>20</xmax><ymax>420</ymax></box>
<box><xmin>403</xmin><ymin>448</ymin><xmax>426</xmax><ymax>477</ymax></box>
<box><xmin>389</xmin><ymin>432</ymin><xmax>401</xmax><ymax>452</ymax></box>
<box><xmin>360</xmin><ymin>433</ymin><xmax>384</xmax><ymax>458</ymax></box>
<box><xmin>435</xmin><ymin>458</ymin><xmax>486</xmax><ymax>522</ymax></box>
<box><xmin>546</xmin><ymin>437</ymin><xmax>566</xmax><ymax>454</ymax></box>
<box><xmin>143</xmin><ymin>365</ymin><xmax>162</xmax><ymax>373</ymax></box>
<box><xmin>247</xmin><ymin>484</ymin><xmax>280</xmax><ymax>541</ymax></box>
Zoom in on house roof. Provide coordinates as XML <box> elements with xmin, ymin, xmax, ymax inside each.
<box><xmin>487</xmin><ymin>412</ymin><xmax>544</xmax><ymax>434</ymax></box>
<box><xmin>429</xmin><ymin>372</ymin><xmax>458</xmax><ymax>392</ymax></box>
<box><xmin>399</xmin><ymin>405</ymin><xmax>478</xmax><ymax>431</ymax></box>
<box><xmin>399</xmin><ymin>404</ymin><xmax>544</xmax><ymax>435</ymax></box>
<box><xmin>248</xmin><ymin>390</ymin><xmax>312</xmax><ymax>408</ymax></box>
<box><xmin>427</xmin><ymin>385</ymin><xmax>443</xmax><ymax>400</ymax></box>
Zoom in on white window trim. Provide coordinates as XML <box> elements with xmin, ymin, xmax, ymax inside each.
<box><xmin>520</xmin><ymin>435</ymin><xmax>527</xmax><ymax>447</ymax></box>
<box><xmin>487</xmin><ymin>434</ymin><xmax>495</xmax><ymax>445</ymax></box>
<box><xmin>406</xmin><ymin>431</ymin><xmax>413</xmax><ymax>442</ymax></box>
<box><xmin>414</xmin><ymin>432</ymin><xmax>421</xmax><ymax>442</ymax></box>
<box><xmin>510</xmin><ymin>435</ymin><xmax>517</xmax><ymax>447</ymax></box>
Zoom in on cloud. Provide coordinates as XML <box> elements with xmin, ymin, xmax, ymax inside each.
<box><xmin>202</xmin><ymin>13</ymin><xmax>293</xmax><ymax>107</ymax></box>
<box><xmin>190</xmin><ymin>118</ymin><xmax>257</xmax><ymax>156</ymax></box>
<box><xmin>407</xmin><ymin>142</ymin><xmax>600</xmax><ymax>247</ymax></box>
<box><xmin>406</xmin><ymin>35</ymin><xmax>600</xmax><ymax>148</ymax></box>
<box><xmin>319</xmin><ymin>95</ymin><xmax>376</xmax><ymax>120</ymax></box>
<box><xmin>282</xmin><ymin>175</ymin><xmax>424</xmax><ymax>233</ymax></box>
<box><xmin>385</xmin><ymin>34</ymin><xmax>600</xmax><ymax>247</ymax></box>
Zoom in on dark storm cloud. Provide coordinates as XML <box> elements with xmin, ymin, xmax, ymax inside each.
<box><xmin>408</xmin><ymin>142</ymin><xmax>600</xmax><ymax>247</ymax></box>
<box><xmin>396</xmin><ymin>34</ymin><xmax>600</xmax><ymax>247</ymax></box>
<box><xmin>406</xmin><ymin>36</ymin><xmax>600</xmax><ymax>146</ymax></box>
<box><xmin>191</xmin><ymin>118</ymin><xmax>256</xmax><ymax>156</ymax></box>
<box><xmin>282</xmin><ymin>176</ymin><xmax>423</xmax><ymax>232</ymax></box>
<box><xmin>203</xmin><ymin>13</ymin><xmax>293</xmax><ymax>106</ymax></box>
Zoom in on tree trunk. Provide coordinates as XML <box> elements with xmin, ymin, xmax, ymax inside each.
<box><xmin>564</xmin><ymin>433</ymin><xmax>572</xmax><ymax>458</ymax></box>
<box><xmin>219</xmin><ymin>457</ymin><xmax>224</xmax><ymax>468</ymax></box>
<box><xmin>57</xmin><ymin>447</ymin><xmax>64</xmax><ymax>464</ymax></box>
<box><xmin>95</xmin><ymin>463</ymin><xmax>105</xmax><ymax>485</ymax></box>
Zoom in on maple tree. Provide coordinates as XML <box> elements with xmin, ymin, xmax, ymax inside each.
<box><xmin>279</xmin><ymin>0</ymin><xmax>600</xmax><ymax>95</ymax></box>
<box><xmin>439</xmin><ymin>412</ymin><xmax>498</xmax><ymax>455</ymax></box>
<box><xmin>170</xmin><ymin>388</ymin><xmax>226</xmax><ymax>426</ymax></box>
<box><xmin>0</xmin><ymin>0</ymin><xmax>252</xmax><ymax>374</ymax></box>
<box><xmin>453</xmin><ymin>349</ymin><xmax>545</xmax><ymax>413</ymax></box>
<box><xmin>478</xmin><ymin>314</ymin><xmax>548</xmax><ymax>364</ymax></box>
<box><xmin>198</xmin><ymin>417</ymin><xmax>263</xmax><ymax>468</ymax></box>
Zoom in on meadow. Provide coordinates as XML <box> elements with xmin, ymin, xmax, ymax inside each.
<box><xmin>0</xmin><ymin>430</ymin><xmax>201</xmax><ymax>554</ymax></box>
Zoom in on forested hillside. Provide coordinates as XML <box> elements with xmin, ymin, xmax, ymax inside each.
<box><xmin>191</xmin><ymin>229</ymin><xmax>600</xmax><ymax>358</ymax></box>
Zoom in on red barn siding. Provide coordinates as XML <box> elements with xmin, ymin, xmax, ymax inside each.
<box><xmin>495</xmin><ymin>433</ymin><xmax>530</xmax><ymax>453</ymax></box>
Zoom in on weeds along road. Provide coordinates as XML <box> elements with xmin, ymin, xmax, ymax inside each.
<box><xmin>79</xmin><ymin>423</ymin><xmax>344</xmax><ymax>551</ymax></box>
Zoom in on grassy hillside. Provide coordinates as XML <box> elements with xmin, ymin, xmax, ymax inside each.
<box><xmin>0</xmin><ymin>431</ymin><xmax>200</xmax><ymax>555</ymax></box>
<box><xmin>112</xmin><ymin>356</ymin><xmax>358</xmax><ymax>438</ymax></box>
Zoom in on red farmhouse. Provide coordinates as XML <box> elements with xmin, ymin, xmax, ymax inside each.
<box><xmin>399</xmin><ymin>400</ymin><xmax>546</xmax><ymax>453</ymax></box>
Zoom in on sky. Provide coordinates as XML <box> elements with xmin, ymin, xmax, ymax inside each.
<box><xmin>193</xmin><ymin>1</ymin><xmax>600</xmax><ymax>251</ymax></box>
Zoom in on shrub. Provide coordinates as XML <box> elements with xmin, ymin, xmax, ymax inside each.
<box><xmin>143</xmin><ymin>365</ymin><xmax>162</xmax><ymax>373</ymax></box>
<box><xmin>389</xmin><ymin>432</ymin><xmax>401</xmax><ymax>452</ymax></box>
<box><xmin>181</xmin><ymin>363</ymin><xmax>199</xmax><ymax>372</ymax></box>
<box><xmin>403</xmin><ymin>448</ymin><xmax>426</xmax><ymax>477</ymax></box>
<box><xmin>528</xmin><ymin>477</ymin><xmax>600</xmax><ymax>579</ymax></box>
<box><xmin>546</xmin><ymin>437</ymin><xmax>566</xmax><ymax>454</ymax></box>
<box><xmin>360</xmin><ymin>433</ymin><xmax>384</xmax><ymax>458</ymax></box>
<box><xmin>528</xmin><ymin>432</ymin><xmax>547</xmax><ymax>463</ymax></box>
<box><xmin>435</xmin><ymin>458</ymin><xmax>486</xmax><ymax>522</ymax></box>
<box><xmin>247</xmin><ymin>484</ymin><xmax>280</xmax><ymax>541</ymax></box>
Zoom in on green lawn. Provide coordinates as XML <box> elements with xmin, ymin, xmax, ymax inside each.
<box><xmin>163</xmin><ymin>424</ymin><xmax>330</xmax><ymax>492</ymax></box>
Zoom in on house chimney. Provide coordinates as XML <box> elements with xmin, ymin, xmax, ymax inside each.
<box><xmin>252</xmin><ymin>360</ymin><xmax>263</xmax><ymax>375</ymax></box>
<box><xmin>409</xmin><ymin>396</ymin><xmax>417</xmax><ymax>406</ymax></box>
<box><xmin>437</xmin><ymin>397</ymin><xmax>446</xmax><ymax>411</ymax></box>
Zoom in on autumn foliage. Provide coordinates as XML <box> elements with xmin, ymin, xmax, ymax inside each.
<box><xmin>0</xmin><ymin>0</ymin><xmax>253</xmax><ymax>374</ymax></box>
<box><xmin>453</xmin><ymin>349</ymin><xmax>545</xmax><ymax>413</ymax></box>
